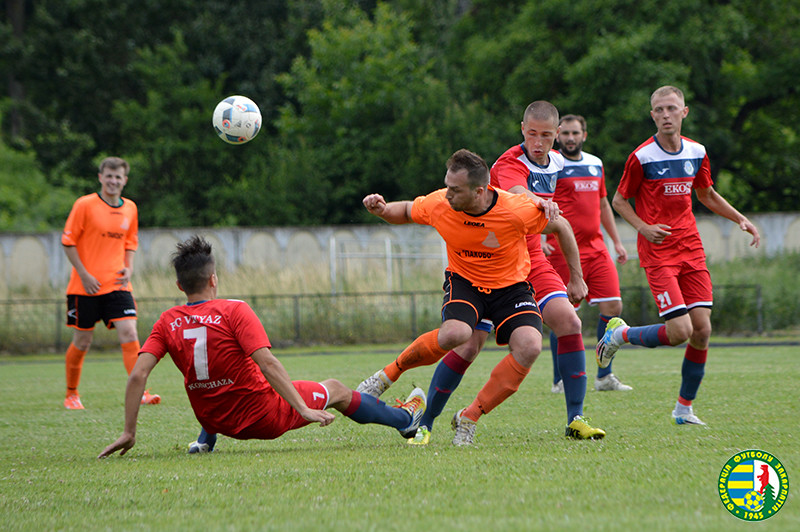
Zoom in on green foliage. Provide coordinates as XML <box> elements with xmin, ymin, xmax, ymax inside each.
<box><xmin>274</xmin><ymin>0</ymin><xmax>503</xmax><ymax>223</ymax></box>
<box><xmin>2</xmin><ymin>0</ymin><xmax>799</xmax><ymax>228</ymax></box>
<box><xmin>0</xmin><ymin>132</ymin><xmax>75</xmax><ymax>231</ymax></box>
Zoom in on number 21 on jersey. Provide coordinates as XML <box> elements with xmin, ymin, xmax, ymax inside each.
<box><xmin>656</xmin><ymin>291</ymin><xmax>672</xmax><ymax>310</ymax></box>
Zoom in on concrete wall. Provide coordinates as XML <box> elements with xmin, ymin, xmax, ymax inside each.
<box><xmin>1</xmin><ymin>212</ymin><xmax>798</xmax><ymax>294</ymax></box>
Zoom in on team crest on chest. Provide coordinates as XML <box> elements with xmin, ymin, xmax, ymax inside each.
<box><xmin>684</xmin><ymin>161</ymin><xmax>694</xmax><ymax>175</ymax></box>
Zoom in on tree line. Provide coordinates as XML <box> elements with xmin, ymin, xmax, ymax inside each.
<box><xmin>1</xmin><ymin>0</ymin><xmax>798</xmax><ymax>231</ymax></box>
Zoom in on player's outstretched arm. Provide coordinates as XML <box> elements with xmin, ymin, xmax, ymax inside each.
<box><xmin>98</xmin><ymin>353</ymin><xmax>159</xmax><ymax>458</ymax></box>
<box><xmin>251</xmin><ymin>347</ymin><xmax>336</xmax><ymax>427</ymax></box>
<box><xmin>363</xmin><ymin>194</ymin><xmax>414</xmax><ymax>224</ymax></box>
<box><xmin>695</xmin><ymin>186</ymin><xmax>760</xmax><ymax>247</ymax></box>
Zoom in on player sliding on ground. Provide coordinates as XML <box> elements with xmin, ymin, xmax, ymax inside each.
<box><xmin>357</xmin><ymin>148</ymin><xmax>605</xmax><ymax>445</ymax></box>
<box><xmin>99</xmin><ymin>236</ymin><xmax>425</xmax><ymax>458</ymax></box>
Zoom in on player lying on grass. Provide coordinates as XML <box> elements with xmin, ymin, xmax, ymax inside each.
<box><xmin>99</xmin><ymin>236</ymin><xmax>425</xmax><ymax>458</ymax></box>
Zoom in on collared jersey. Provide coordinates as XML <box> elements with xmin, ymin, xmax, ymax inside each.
<box><xmin>141</xmin><ymin>298</ymin><xmax>273</xmax><ymax>436</ymax></box>
<box><xmin>62</xmin><ymin>193</ymin><xmax>138</xmax><ymax>296</ymax></box>
<box><xmin>617</xmin><ymin>135</ymin><xmax>713</xmax><ymax>267</ymax></box>
<box><xmin>546</xmin><ymin>151</ymin><xmax>608</xmax><ymax>256</ymax></box>
<box><xmin>411</xmin><ymin>186</ymin><xmax>548</xmax><ymax>289</ymax></box>
<box><xmin>490</xmin><ymin>145</ymin><xmax>564</xmax><ymax>258</ymax></box>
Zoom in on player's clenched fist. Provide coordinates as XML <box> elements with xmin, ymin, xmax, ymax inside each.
<box><xmin>363</xmin><ymin>194</ymin><xmax>387</xmax><ymax>215</ymax></box>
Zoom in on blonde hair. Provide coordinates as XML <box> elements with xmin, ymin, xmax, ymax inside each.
<box><xmin>650</xmin><ymin>86</ymin><xmax>685</xmax><ymax>107</ymax></box>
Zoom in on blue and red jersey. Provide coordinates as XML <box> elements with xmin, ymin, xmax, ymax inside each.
<box><xmin>617</xmin><ymin>135</ymin><xmax>713</xmax><ymax>267</ymax></box>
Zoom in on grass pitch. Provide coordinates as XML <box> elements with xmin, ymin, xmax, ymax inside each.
<box><xmin>1</xmin><ymin>341</ymin><xmax>798</xmax><ymax>531</ymax></box>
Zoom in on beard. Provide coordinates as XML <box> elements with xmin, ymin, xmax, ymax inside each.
<box><xmin>559</xmin><ymin>143</ymin><xmax>582</xmax><ymax>157</ymax></box>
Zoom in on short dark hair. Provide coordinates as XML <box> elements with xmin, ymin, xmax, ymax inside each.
<box><xmin>446</xmin><ymin>149</ymin><xmax>490</xmax><ymax>188</ymax></box>
<box><xmin>172</xmin><ymin>236</ymin><xmax>216</xmax><ymax>295</ymax></box>
<box><xmin>98</xmin><ymin>156</ymin><xmax>129</xmax><ymax>175</ymax></box>
<box><xmin>559</xmin><ymin>114</ymin><xmax>587</xmax><ymax>132</ymax></box>
<box><xmin>522</xmin><ymin>101</ymin><xmax>559</xmax><ymax>127</ymax></box>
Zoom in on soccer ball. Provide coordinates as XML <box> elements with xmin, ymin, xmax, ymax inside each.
<box><xmin>743</xmin><ymin>490</ymin><xmax>764</xmax><ymax>512</ymax></box>
<box><xmin>212</xmin><ymin>95</ymin><xmax>262</xmax><ymax>145</ymax></box>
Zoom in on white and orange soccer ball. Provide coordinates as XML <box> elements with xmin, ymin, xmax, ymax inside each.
<box><xmin>212</xmin><ymin>95</ymin><xmax>261</xmax><ymax>145</ymax></box>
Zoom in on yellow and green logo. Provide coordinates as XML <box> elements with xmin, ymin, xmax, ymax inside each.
<box><xmin>718</xmin><ymin>449</ymin><xmax>789</xmax><ymax>521</ymax></box>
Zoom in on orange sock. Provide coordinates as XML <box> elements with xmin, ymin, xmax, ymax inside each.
<box><xmin>383</xmin><ymin>329</ymin><xmax>448</xmax><ymax>382</ymax></box>
<box><xmin>462</xmin><ymin>353</ymin><xmax>529</xmax><ymax>421</ymax></box>
<box><xmin>65</xmin><ymin>343</ymin><xmax>87</xmax><ymax>396</ymax></box>
<box><xmin>121</xmin><ymin>340</ymin><xmax>141</xmax><ymax>374</ymax></box>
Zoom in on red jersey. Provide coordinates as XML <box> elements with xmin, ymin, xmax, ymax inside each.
<box><xmin>62</xmin><ymin>193</ymin><xmax>138</xmax><ymax>296</ymax></box>
<box><xmin>546</xmin><ymin>151</ymin><xmax>608</xmax><ymax>257</ymax></box>
<box><xmin>490</xmin><ymin>145</ymin><xmax>564</xmax><ymax>260</ymax></box>
<box><xmin>410</xmin><ymin>186</ymin><xmax>548</xmax><ymax>289</ymax></box>
<box><xmin>141</xmin><ymin>299</ymin><xmax>273</xmax><ymax>436</ymax></box>
<box><xmin>618</xmin><ymin>136</ymin><xmax>713</xmax><ymax>267</ymax></box>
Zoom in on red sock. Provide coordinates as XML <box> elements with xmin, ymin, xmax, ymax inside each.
<box><xmin>384</xmin><ymin>329</ymin><xmax>447</xmax><ymax>382</ymax></box>
<box><xmin>462</xmin><ymin>354</ymin><xmax>529</xmax><ymax>421</ymax></box>
<box><xmin>65</xmin><ymin>343</ymin><xmax>87</xmax><ymax>396</ymax></box>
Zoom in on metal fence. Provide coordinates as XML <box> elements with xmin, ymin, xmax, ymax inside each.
<box><xmin>0</xmin><ymin>284</ymin><xmax>764</xmax><ymax>354</ymax></box>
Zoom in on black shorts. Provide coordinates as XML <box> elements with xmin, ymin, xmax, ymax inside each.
<box><xmin>441</xmin><ymin>271</ymin><xmax>542</xmax><ymax>345</ymax></box>
<box><xmin>66</xmin><ymin>291</ymin><xmax>138</xmax><ymax>330</ymax></box>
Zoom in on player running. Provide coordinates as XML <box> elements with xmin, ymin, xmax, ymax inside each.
<box><xmin>356</xmin><ymin>148</ymin><xmax>604</xmax><ymax>445</ymax></box>
<box><xmin>384</xmin><ymin>102</ymin><xmax>605</xmax><ymax>445</ymax></box>
<box><xmin>602</xmin><ymin>85</ymin><xmax>760</xmax><ymax>426</ymax></box>
<box><xmin>547</xmin><ymin>114</ymin><xmax>632</xmax><ymax>392</ymax></box>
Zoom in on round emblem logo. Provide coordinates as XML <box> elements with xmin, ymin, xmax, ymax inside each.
<box><xmin>718</xmin><ymin>449</ymin><xmax>789</xmax><ymax>521</ymax></box>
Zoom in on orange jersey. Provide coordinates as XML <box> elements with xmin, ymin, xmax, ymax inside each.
<box><xmin>411</xmin><ymin>186</ymin><xmax>548</xmax><ymax>288</ymax></box>
<box><xmin>62</xmin><ymin>193</ymin><xmax>139</xmax><ymax>296</ymax></box>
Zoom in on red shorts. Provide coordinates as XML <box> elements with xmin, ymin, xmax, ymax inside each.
<box><xmin>527</xmin><ymin>254</ymin><xmax>568</xmax><ymax>308</ymax></box>
<box><xmin>644</xmin><ymin>258</ymin><xmax>713</xmax><ymax>317</ymax></box>
<box><xmin>548</xmin><ymin>249</ymin><xmax>621</xmax><ymax>307</ymax></box>
<box><xmin>230</xmin><ymin>380</ymin><xmax>330</xmax><ymax>440</ymax></box>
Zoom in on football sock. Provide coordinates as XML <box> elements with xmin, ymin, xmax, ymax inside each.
<box><xmin>420</xmin><ymin>351</ymin><xmax>473</xmax><ymax>430</ymax></box>
<box><xmin>196</xmin><ymin>428</ymin><xmax>217</xmax><ymax>450</ymax></box>
<box><xmin>383</xmin><ymin>329</ymin><xmax>448</xmax><ymax>382</ymax></box>
<box><xmin>65</xmin><ymin>343</ymin><xmax>87</xmax><ymax>396</ymax></box>
<box><xmin>556</xmin><ymin>333</ymin><xmax>587</xmax><ymax>422</ymax></box>
<box><xmin>679</xmin><ymin>345</ymin><xmax>707</xmax><ymax>402</ymax></box>
<box><xmin>121</xmin><ymin>340</ymin><xmax>141</xmax><ymax>374</ymax></box>
<box><xmin>462</xmin><ymin>353</ymin><xmax>529</xmax><ymax>422</ymax></box>
<box><xmin>596</xmin><ymin>315</ymin><xmax>614</xmax><ymax>378</ymax></box>
<box><xmin>549</xmin><ymin>330</ymin><xmax>562</xmax><ymax>384</ymax></box>
<box><xmin>343</xmin><ymin>391</ymin><xmax>410</xmax><ymax>429</ymax></box>
<box><xmin>623</xmin><ymin>324</ymin><xmax>669</xmax><ymax>347</ymax></box>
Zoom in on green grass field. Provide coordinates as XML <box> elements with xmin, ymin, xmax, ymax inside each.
<box><xmin>1</xmin><ymin>341</ymin><xmax>797</xmax><ymax>531</ymax></box>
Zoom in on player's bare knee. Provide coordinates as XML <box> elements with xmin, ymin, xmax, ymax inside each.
<box><xmin>437</xmin><ymin>323</ymin><xmax>473</xmax><ymax>350</ymax></box>
<box><xmin>543</xmin><ymin>303</ymin><xmax>581</xmax><ymax>336</ymax></box>
<box><xmin>320</xmin><ymin>379</ymin><xmax>350</xmax><ymax>408</ymax></box>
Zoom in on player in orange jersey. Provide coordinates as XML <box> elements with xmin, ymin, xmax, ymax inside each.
<box><xmin>61</xmin><ymin>157</ymin><xmax>159</xmax><ymax>409</ymax></box>
<box><xmin>356</xmin><ymin>149</ymin><xmax>605</xmax><ymax>445</ymax></box>
<box><xmin>98</xmin><ymin>236</ymin><xmax>426</xmax><ymax>458</ymax></box>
